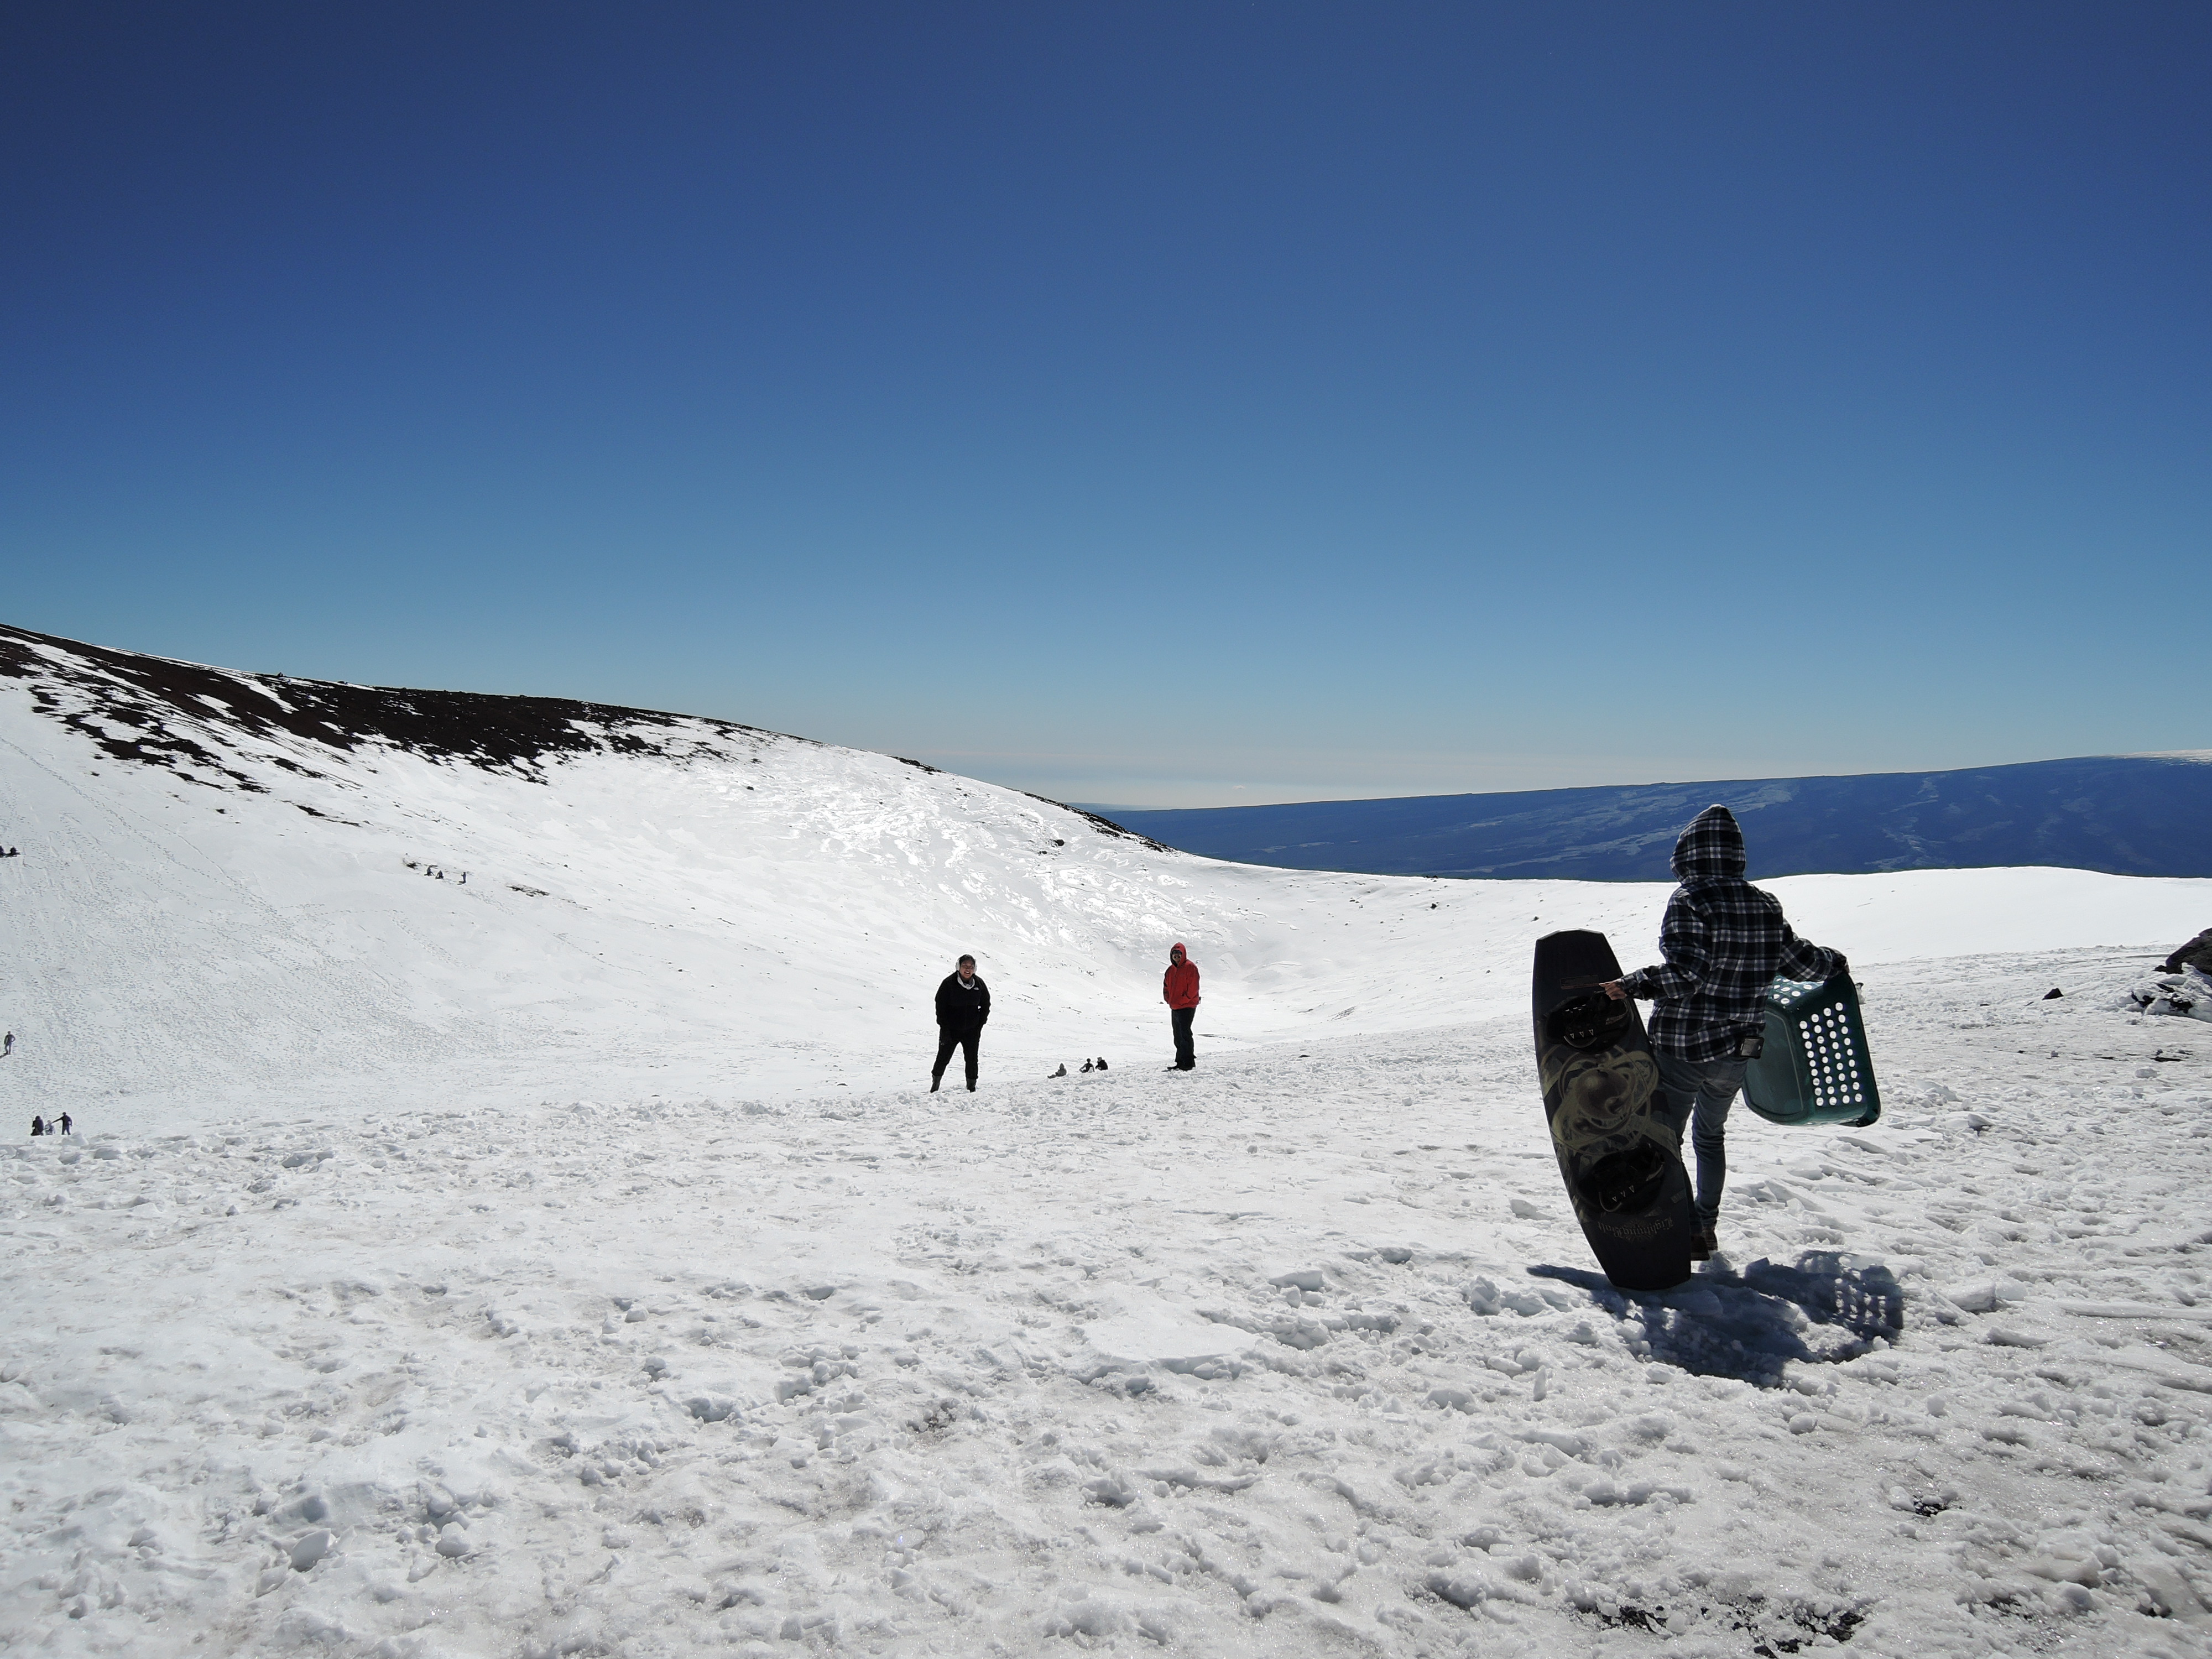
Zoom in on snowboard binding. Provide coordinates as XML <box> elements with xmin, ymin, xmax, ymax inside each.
<box><xmin>1577</xmin><ymin>1144</ymin><xmax>1670</xmax><ymax>1216</ymax></box>
<box><xmin>1545</xmin><ymin>992</ymin><xmax>1629</xmax><ymax>1052</ymax></box>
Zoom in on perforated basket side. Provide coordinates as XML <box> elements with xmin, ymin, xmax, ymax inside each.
<box><xmin>1767</xmin><ymin>977</ymin><xmax>1823</xmax><ymax>1014</ymax></box>
<box><xmin>1745</xmin><ymin>976</ymin><xmax>1882</xmax><ymax>1127</ymax></box>
<box><xmin>1784</xmin><ymin>995</ymin><xmax>1875</xmax><ymax>1121</ymax></box>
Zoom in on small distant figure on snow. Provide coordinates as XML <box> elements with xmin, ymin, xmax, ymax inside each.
<box><xmin>1051</xmin><ymin>1063</ymin><xmax>1067</xmax><ymax>1078</ymax></box>
<box><xmin>56</xmin><ymin>1112</ymin><xmax>72</xmax><ymax>1135</ymax></box>
<box><xmin>1080</xmin><ymin>1059</ymin><xmax>1093</xmax><ymax>1073</ymax></box>
<box><xmin>30</xmin><ymin>1115</ymin><xmax>46</xmax><ymax>1138</ymax></box>
<box><xmin>1164</xmin><ymin>944</ymin><xmax>1200</xmax><ymax>1071</ymax></box>
<box><xmin>2</xmin><ymin>1031</ymin><xmax>12</xmax><ymax>1057</ymax></box>
<box><xmin>1095</xmin><ymin>1056</ymin><xmax>1108</xmax><ymax>1071</ymax></box>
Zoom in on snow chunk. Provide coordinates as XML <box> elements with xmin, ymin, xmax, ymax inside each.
<box><xmin>1942</xmin><ymin>1277</ymin><xmax>2027</xmax><ymax>1313</ymax></box>
<box><xmin>289</xmin><ymin>1528</ymin><xmax>333</xmax><ymax>1571</ymax></box>
<box><xmin>1425</xmin><ymin>1567</ymin><xmax>1499</xmax><ymax>1609</ymax></box>
<box><xmin>1073</xmin><ymin>1312</ymin><xmax>1243</xmax><ymax>1380</ymax></box>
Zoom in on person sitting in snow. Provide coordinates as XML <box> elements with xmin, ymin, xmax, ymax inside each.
<box><xmin>30</xmin><ymin>1115</ymin><xmax>45</xmax><ymax>1137</ymax></box>
<box><xmin>1598</xmin><ymin>805</ymin><xmax>1849</xmax><ymax>1262</ymax></box>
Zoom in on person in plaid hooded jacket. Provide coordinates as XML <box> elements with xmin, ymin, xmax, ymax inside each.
<box><xmin>1600</xmin><ymin>804</ymin><xmax>1847</xmax><ymax>1259</ymax></box>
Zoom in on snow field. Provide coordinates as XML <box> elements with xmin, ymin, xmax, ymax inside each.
<box><xmin>6</xmin><ymin>949</ymin><xmax>2212</xmax><ymax>1657</ymax></box>
<box><xmin>7</xmin><ymin>634</ymin><xmax>2212</xmax><ymax>1654</ymax></box>
<box><xmin>0</xmin><ymin>665</ymin><xmax>1639</xmax><ymax>1119</ymax></box>
<box><xmin>3</xmin><ymin>644</ymin><xmax>2206</xmax><ymax>1129</ymax></box>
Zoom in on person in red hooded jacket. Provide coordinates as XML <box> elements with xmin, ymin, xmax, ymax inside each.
<box><xmin>1162</xmin><ymin>943</ymin><xmax>1200</xmax><ymax>1071</ymax></box>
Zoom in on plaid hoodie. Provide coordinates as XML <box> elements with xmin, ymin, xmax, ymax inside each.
<box><xmin>1620</xmin><ymin>805</ymin><xmax>1846</xmax><ymax>1062</ymax></box>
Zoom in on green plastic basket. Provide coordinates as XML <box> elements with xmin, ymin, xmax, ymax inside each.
<box><xmin>1742</xmin><ymin>974</ymin><xmax>1881</xmax><ymax>1128</ymax></box>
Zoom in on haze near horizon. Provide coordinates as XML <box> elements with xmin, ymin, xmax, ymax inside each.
<box><xmin>3</xmin><ymin>3</ymin><xmax>2205</xmax><ymax>806</ymax></box>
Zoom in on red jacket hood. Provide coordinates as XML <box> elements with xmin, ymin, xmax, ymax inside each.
<box><xmin>1163</xmin><ymin>951</ymin><xmax>1201</xmax><ymax>1008</ymax></box>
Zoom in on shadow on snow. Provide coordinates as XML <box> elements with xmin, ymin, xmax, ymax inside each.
<box><xmin>1530</xmin><ymin>1251</ymin><xmax>1905</xmax><ymax>1386</ymax></box>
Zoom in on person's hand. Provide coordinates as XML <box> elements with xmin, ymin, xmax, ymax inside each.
<box><xmin>1599</xmin><ymin>980</ymin><xmax>1626</xmax><ymax>1001</ymax></box>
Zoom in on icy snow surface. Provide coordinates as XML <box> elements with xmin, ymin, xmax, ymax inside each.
<box><xmin>4</xmin><ymin>631</ymin><xmax>2212</xmax><ymax>1655</ymax></box>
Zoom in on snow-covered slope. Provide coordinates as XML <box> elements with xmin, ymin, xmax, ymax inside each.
<box><xmin>8</xmin><ymin>625</ymin><xmax>2212</xmax><ymax>1657</ymax></box>
<box><xmin>1</xmin><ymin>622</ymin><xmax>2203</xmax><ymax>1129</ymax></box>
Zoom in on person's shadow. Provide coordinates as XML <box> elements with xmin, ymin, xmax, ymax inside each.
<box><xmin>1530</xmin><ymin>1251</ymin><xmax>1903</xmax><ymax>1386</ymax></box>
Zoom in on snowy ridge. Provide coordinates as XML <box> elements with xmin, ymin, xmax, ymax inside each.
<box><xmin>5</xmin><ymin>623</ymin><xmax>2212</xmax><ymax>1655</ymax></box>
<box><xmin>1</xmin><ymin>621</ymin><xmax>2203</xmax><ymax>1121</ymax></box>
<box><xmin>0</xmin><ymin>620</ymin><xmax>1574</xmax><ymax>1114</ymax></box>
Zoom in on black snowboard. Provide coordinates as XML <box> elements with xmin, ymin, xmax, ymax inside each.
<box><xmin>1532</xmin><ymin>930</ymin><xmax>1694</xmax><ymax>1292</ymax></box>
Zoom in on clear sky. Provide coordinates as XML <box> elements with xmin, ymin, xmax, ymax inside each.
<box><xmin>4</xmin><ymin>3</ymin><xmax>2206</xmax><ymax>807</ymax></box>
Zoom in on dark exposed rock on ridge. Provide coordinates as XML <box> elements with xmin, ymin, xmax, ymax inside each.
<box><xmin>0</xmin><ymin>625</ymin><xmax>1142</xmax><ymax>853</ymax></box>
<box><xmin>0</xmin><ymin>622</ymin><xmax>778</xmax><ymax>787</ymax></box>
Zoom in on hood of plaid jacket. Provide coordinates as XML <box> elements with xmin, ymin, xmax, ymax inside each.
<box><xmin>1670</xmin><ymin>805</ymin><xmax>1746</xmax><ymax>883</ymax></box>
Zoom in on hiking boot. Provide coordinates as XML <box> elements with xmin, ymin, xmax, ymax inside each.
<box><xmin>930</xmin><ymin>1076</ymin><xmax>942</xmax><ymax>1093</ymax></box>
<box><xmin>1691</xmin><ymin>1223</ymin><xmax>1717</xmax><ymax>1261</ymax></box>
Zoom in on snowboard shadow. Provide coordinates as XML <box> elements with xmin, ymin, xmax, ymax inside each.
<box><xmin>1530</xmin><ymin>1251</ymin><xmax>1904</xmax><ymax>1387</ymax></box>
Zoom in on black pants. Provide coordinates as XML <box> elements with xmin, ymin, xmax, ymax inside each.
<box><xmin>1171</xmin><ymin>1006</ymin><xmax>1196</xmax><ymax>1070</ymax></box>
<box><xmin>933</xmin><ymin>1026</ymin><xmax>980</xmax><ymax>1087</ymax></box>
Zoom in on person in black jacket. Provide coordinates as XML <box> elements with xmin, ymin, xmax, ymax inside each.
<box><xmin>932</xmin><ymin>954</ymin><xmax>990</xmax><ymax>1093</ymax></box>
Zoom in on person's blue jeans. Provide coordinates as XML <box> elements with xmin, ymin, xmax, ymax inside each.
<box><xmin>1653</xmin><ymin>1050</ymin><xmax>1748</xmax><ymax>1227</ymax></box>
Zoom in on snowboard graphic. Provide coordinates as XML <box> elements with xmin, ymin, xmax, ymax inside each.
<box><xmin>1532</xmin><ymin>930</ymin><xmax>1694</xmax><ymax>1291</ymax></box>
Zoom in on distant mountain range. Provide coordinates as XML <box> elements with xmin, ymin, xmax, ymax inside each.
<box><xmin>1088</xmin><ymin>755</ymin><xmax>2212</xmax><ymax>881</ymax></box>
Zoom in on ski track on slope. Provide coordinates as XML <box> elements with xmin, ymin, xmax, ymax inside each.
<box><xmin>7</xmin><ymin>952</ymin><xmax>2212</xmax><ymax>1658</ymax></box>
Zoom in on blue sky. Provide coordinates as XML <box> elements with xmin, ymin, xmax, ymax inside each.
<box><xmin>4</xmin><ymin>3</ymin><xmax>2205</xmax><ymax>807</ymax></box>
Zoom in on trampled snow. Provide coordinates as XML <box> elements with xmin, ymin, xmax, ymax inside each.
<box><xmin>4</xmin><ymin>628</ymin><xmax>2212</xmax><ymax>1655</ymax></box>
